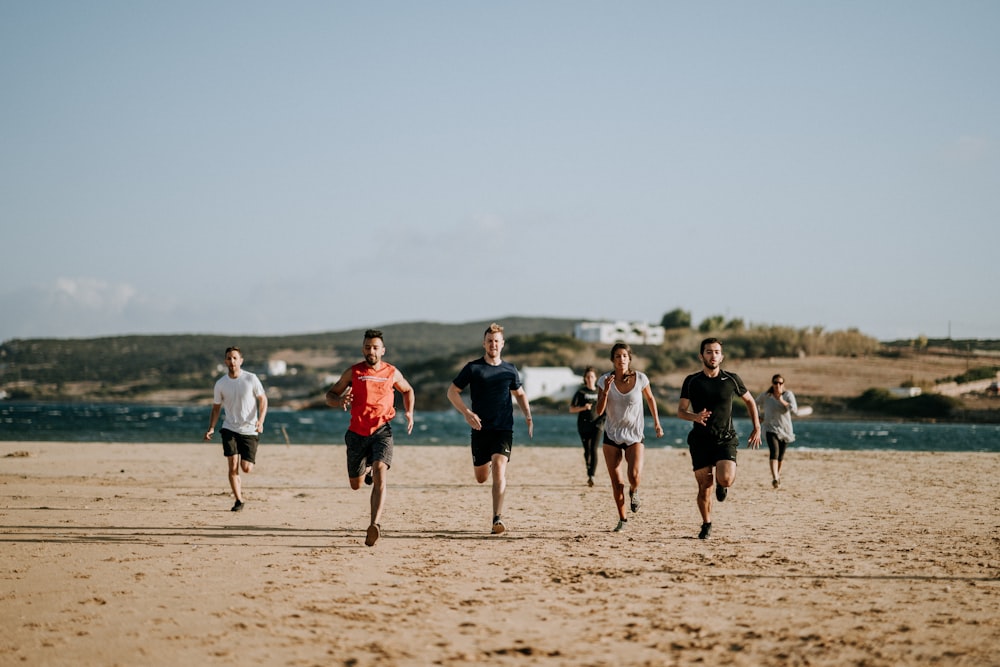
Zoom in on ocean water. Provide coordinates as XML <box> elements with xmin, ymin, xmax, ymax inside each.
<box><xmin>1</xmin><ymin>402</ymin><xmax>998</xmax><ymax>452</ymax></box>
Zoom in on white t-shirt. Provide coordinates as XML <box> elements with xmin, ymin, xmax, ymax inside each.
<box><xmin>213</xmin><ymin>371</ymin><xmax>266</xmax><ymax>435</ymax></box>
<box><xmin>599</xmin><ymin>371</ymin><xmax>650</xmax><ymax>445</ymax></box>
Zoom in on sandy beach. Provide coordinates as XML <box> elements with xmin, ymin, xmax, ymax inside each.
<box><xmin>1</xmin><ymin>441</ymin><xmax>997</xmax><ymax>666</ymax></box>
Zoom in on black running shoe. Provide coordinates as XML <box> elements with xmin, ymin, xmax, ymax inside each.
<box><xmin>698</xmin><ymin>522</ymin><xmax>712</xmax><ymax>539</ymax></box>
<box><xmin>492</xmin><ymin>515</ymin><xmax>506</xmax><ymax>535</ymax></box>
<box><xmin>231</xmin><ymin>500</ymin><xmax>244</xmax><ymax>512</ymax></box>
<box><xmin>364</xmin><ymin>469</ymin><xmax>373</xmax><ymax>486</ymax></box>
<box><xmin>716</xmin><ymin>485</ymin><xmax>728</xmax><ymax>502</ymax></box>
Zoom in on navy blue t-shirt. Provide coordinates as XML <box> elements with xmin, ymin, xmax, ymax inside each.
<box><xmin>680</xmin><ymin>370</ymin><xmax>748</xmax><ymax>446</ymax></box>
<box><xmin>452</xmin><ymin>358</ymin><xmax>522</xmax><ymax>431</ymax></box>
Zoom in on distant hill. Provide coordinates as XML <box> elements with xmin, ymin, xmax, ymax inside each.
<box><xmin>2</xmin><ymin>320</ymin><xmax>998</xmax><ymax>421</ymax></box>
<box><xmin>0</xmin><ymin>317</ymin><xmax>580</xmax><ymax>404</ymax></box>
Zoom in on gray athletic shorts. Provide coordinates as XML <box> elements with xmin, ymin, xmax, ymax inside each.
<box><xmin>344</xmin><ymin>423</ymin><xmax>393</xmax><ymax>478</ymax></box>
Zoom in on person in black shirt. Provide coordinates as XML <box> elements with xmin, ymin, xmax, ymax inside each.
<box><xmin>569</xmin><ymin>366</ymin><xmax>606</xmax><ymax>487</ymax></box>
<box><xmin>447</xmin><ymin>323</ymin><xmax>533</xmax><ymax>535</ymax></box>
<box><xmin>678</xmin><ymin>338</ymin><xmax>761</xmax><ymax>539</ymax></box>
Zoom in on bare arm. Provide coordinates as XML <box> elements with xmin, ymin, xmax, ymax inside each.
<box><xmin>677</xmin><ymin>397</ymin><xmax>711</xmax><ymax>426</ymax></box>
<box><xmin>394</xmin><ymin>370</ymin><xmax>415</xmax><ymax>435</ymax></box>
<box><xmin>741</xmin><ymin>390</ymin><xmax>762</xmax><ymax>448</ymax></box>
<box><xmin>512</xmin><ymin>387</ymin><xmax>533</xmax><ymax>439</ymax></box>
<box><xmin>255</xmin><ymin>393</ymin><xmax>268</xmax><ymax>434</ymax></box>
<box><xmin>325</xmin><ymin>369</ymin><xmax>353</xmax><ymax>411</ymax></box>
<box><xmin>204</xmin><ymin>403</ymin><xmax>222</xmax><ymax>441</ymax></box>
<box><xmin>447</xmin><ymin>383</ymin><xmax>481</xmax><ymax>430</ymax></box>
<box><xmin>642</xmin><ymin>384</ymin><xmax>663</xmax><ymax>438</ymax></box>
<box><xmin>595</xmin><ymin>374</ymin><xmax>612</xmax><ymax>417</ymax></box>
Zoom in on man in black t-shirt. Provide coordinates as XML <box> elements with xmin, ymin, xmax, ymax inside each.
<box><xmin>448</xmin><ymin>323</ymin><xmax>533</xmax><ymax>535</ymax></box>
<box><xmin>678</xmin><ymin>338</ymin><xmax>761</xmax><ymax>539</ymax></box>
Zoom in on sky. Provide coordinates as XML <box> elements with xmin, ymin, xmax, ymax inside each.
<box><xmin>2</xmin><ymin>1</ymin><xmax>998</xmax><ymax>343</ymax></box>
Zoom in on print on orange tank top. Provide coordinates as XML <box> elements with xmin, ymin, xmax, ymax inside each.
<box><xmin>349</xmin><ymin>362</ymin><xmax>397</xmax><ymax>436</ymax></box>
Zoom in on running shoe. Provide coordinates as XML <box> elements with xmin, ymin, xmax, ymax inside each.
<box><xmin>365</xmin><ymin>523</ymin><xmax>380</xmax><ymax>547</ymax></box>
<box><xmin>364</xmin><ymin>469</ymin><xmax>373</xmax><ymax>486</ymax></box>
<box><xmin>613</xmin><ymin>519</ymin><xmax>627</xmax><ymax>532</ymax></box>
<box><xmin>587</xmin><ymin>476</ymin><xmax>594</xmax><ymax>487</ymax></box>
<box><xmin>492</xmin><ymin>515</ymin><xmax>506</xmax><ymax>535</ymax></box>
<box><xmin>231</xmin><ymin>500</ymin><xmax>244</xmax><ymax>512</ymax></box>
<box><xmin>716</xmin><ymin>485</ymin><xmax>728</xmax><ymax>502</ymax></box>
<box><xmin>698</xmin><ymin>522</ymin><xmax>712</xmax><ymax>539</ymax></box>
<box><xmin>772</xmin><ymin>479</ymin><xmax>780</xmax><ymax>489</ymax></box>
<box><xmin>630</xmin><ymin>489</ymin><xmax>641</xmax><ymax>513</ymax></box>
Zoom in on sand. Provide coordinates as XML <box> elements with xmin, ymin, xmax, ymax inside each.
<box><xmin>1</xmin><ymin>441</ymin><xmax>997</xmax><ymax>667</ymax></box>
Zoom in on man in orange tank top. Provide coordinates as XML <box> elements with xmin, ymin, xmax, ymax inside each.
<box><xmin>326</xmin><ymin>329</ymin><xmax>415</xmax><ymax>547</ymax></box>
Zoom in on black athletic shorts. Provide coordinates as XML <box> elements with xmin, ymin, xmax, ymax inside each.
<box><xmin>221</xmin><ymin>428</ymin><xmax>259</xmax><ymax>464</ymax></box>
<box><xmin>688</xmin><ymin>430</ymin><xmax>738</xmax><ymax>471</ymax></box>
<box><xmin>603</xmin><ymin>432</ymin><xmax>642</xmax><ymax>449</ymax></box>
<box><xmin>470</xmin><ymin>430</ymin><xmax>512</xmax><ymax>467</ymax></box>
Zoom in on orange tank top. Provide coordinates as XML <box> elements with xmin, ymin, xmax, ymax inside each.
<box><xmin>349</xmin><ymin>362</ymin><xmax>397</xmax><ymax>436</ymax></box>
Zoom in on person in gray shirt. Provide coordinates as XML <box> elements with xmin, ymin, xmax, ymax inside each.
<box><xmin>756</xmin><ymin>374</ymin><xmax>799</xmax><ymax>489</ymax></box>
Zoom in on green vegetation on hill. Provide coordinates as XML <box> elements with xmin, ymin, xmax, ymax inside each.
<box><xmin>2</xmin><ymin>316</ymin><xmax>997</xmax><ymax>422</ymax></box>
<box><xmin>0</xmin><ymin>318</ymin><xmax>578</xmax><ymax>403</ymax></box>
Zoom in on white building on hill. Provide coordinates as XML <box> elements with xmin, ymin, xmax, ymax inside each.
<box><xmin>574</xmin><ymin>320</ymin><xmax>665</xmax><ymax>346</ymax></box>
<box><xmin>520</xmin><ymin>367</ymin><xmax>581</xmax><ymax>401</ymax></box>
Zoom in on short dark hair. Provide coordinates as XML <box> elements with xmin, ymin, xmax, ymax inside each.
<box><xmin>363</xmin><ymin>329</ymin><xmax>384</xmax><ymax>343</ymax></box>
<box><xmin>700</xmin><ymin>337</ymin><xmax>722</xmax><ymax>354</ymax></box>
<box><xmin>225</xmin><ymin>346</ymin><xmax>242</xmax><ymax>356</ymax></box>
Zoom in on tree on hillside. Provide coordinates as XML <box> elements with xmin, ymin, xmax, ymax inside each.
<box><xmin>660</xmin><ymin>308</ymin><xmax>691</xmax><ymax>330</ymax></box>
<box><xmin>698</xmin><ymin>315</ymin><xmax>725</xmax><ymax>333</ymax></box>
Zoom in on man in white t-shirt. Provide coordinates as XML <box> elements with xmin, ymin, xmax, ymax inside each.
<box><xmin>204</xmin><ymin>346</ymin><xmax>268</xmax><ymax>512</ymax></box>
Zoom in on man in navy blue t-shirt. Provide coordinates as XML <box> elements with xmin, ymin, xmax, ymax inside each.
<box><xmin>448</xmin><ymin>322</ymin><xmax>533</xmax><ymax>535</ymax></box>
<box><xmin>678</xmin><ymin>337</ymin><xmax>761</xmax><ymax>540</ymax></box>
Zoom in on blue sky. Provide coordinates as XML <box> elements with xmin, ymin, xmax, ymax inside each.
<box><xmin>2</xmin><ymin>2</ymin><xmax>997</xmax><ymax>343</ymax></box>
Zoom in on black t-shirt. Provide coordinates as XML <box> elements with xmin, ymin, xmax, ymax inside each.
<box><xmin>452</xmin><ymin>357</ymin><xmax>522</xmax><ymax>431</ymax></box>
<box><xmin>680</xmin><ymin>370</ymin><xmax>748</xmax><ymax>445</ymax></box>
<box><xmin>571</xmin><ymin>385</ymin><xmax>605</xmax><ymax>432</ymax></box>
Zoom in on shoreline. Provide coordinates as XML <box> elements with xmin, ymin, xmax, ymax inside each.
<box><xmin>2</xmin><ymin>443</ymin><xmax>998</xmax><ymax>666</ymax></box>
<box><xmin>5</xmin><ymin>395</ymin><xmax>1000</xmax><ymax>425</ymax></box>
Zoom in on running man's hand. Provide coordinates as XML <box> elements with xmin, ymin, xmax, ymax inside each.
<box><xmin>692</xmin><ymin>409</ymin><xmax>711</xmax><ymax>426</ymax></box>
<box><xmin>463</xmin><ymin>410</ymin><xmax>482</xmax><ymax>431</ymax></box>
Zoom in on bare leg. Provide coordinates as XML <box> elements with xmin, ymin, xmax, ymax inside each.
<box><xmin>624</xmin><ymin>442</ymin><xmax>644</xmax><ymax>495</ymax></box>
<box><xmin>694</xmin><ymin>467</ymin><xmax>714</xmax><ymax>523</ymax></box>
<box><xmin>716</xmin><ymin>459</ymin><xmax>737</xmax><ymax>489</ymax></box>
<box><xmin>227</xmin><ymin>455</ymin><xmax>243</xmax><ymax>502</ymax></box>
<box><xmin>490</xmin><ymin>454</ymin><xmax>507</xmax><ymax>518</ymax></box>
<box><xmin>603</xmin><ymin>444</ymin><xmax>626</xmax><ymax>520</ymax></box>
<box><xmin>369</xmin><ymin>460</ymin><xmax>388</xmax><ymax>527</ymax></box>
